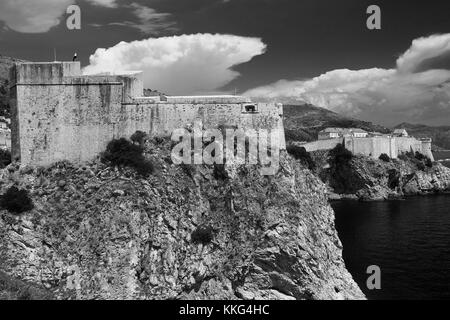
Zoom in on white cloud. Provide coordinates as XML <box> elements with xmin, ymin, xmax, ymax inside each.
<box><xmin>244</xmin><ymin>34</ymin><xmax>450</xmax><ymax>126</ymax></box>
<box><xmin>108</xmin><ymin>3</ymin><xmax>176</xmax><ymax>35</ymax></box>
<box><xmin>396</xmin><ymin>34</ymin><xmax>450</xmax><ymax>73</ymax></box>
<box><xmin>0</xmin><ymin>0</ymin><xmax>74</xmax><ymax>33</ymax></box>
<box><xmin>83</xmin><ymin>33</ymin><xmax>266</xmax><ymax>95</ymax></box>
<box><xmin>85</xmin><ymin>0</ymin><xmax>118</xmax><ymax>8</ymax></box>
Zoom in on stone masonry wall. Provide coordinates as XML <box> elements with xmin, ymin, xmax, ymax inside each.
<box><xmin>10</xmin><ymin>62</ymin><xmax>285</xmax><ymax>166</ymax></box>
<box><xmin>300</xmin><ymin>136</ymin><xmax>434</xmax><ymax>161</ymax></box>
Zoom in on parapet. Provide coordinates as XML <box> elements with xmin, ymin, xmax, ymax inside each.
<box><xmin>10</xmin><ymin>61</ymin><xmax>82</xmax><ymax>86</ymax></box>
<box><xmin>10</xmin><ymin>61</ymin><xmax>144</xmax><ymax>104</ymax></box>
<box><xmin>164</xmin><ymin>95</ymin><xmax>252</xmax><ymax>104</ymax></box>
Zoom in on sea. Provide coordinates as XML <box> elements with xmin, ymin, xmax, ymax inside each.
<box><xmin>332</xmin><ymin>195</ymin><xmax>450</xmax><ymax>300</ymax></box>
<box><xmin>433</xmin><ymin>150</ymin><xmax>450</xmax><ymax>168</ymax></box>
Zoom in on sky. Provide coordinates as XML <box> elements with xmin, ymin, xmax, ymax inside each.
<box><xmin>0</xmin><ymin>0</ymin><xmax>449</xmax><ymax>126</ymax></box>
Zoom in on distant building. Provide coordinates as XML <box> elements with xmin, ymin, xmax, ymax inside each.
<box><xmin>318</xmin><ymin>128</ymin><xmax>342</xmax><ymax>140</ymax></box>
<box><xmin>302</xmin><ymin>126</ymin><xmax>433</xmax><ymax>161</ymax></box>
<box><xmin>318</xmin><ymin>128</ymin><xmax>368</xmax><ymax>140</ymax></box>
<box><xmin>351</xmin><ymin>128</ymin><xmax>369</xmax><ymax>138</ymax></box>
<box><xmin>393</xmin><ymin>129</ymin><xmax>408</xmax><ymax>137</ymax></box>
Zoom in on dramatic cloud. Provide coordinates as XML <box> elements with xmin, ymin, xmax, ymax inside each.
<box><xmin>0</xmin><ymin>0</ymin><xmax>166</xmax><ymax>34</ymax></box>
<box><xmin>83</xmin><ymin>33</ymin><xmax>267</xmax><ymax>95</ymax></box>
<box><xmin>85</xmin><ymin>0</ymin><xmax>118</xmax><ymax>8</ymax></box>
<box><xmin>244</xmin><ymin>34</ymin><xmax>450</xmax><ymax>126</ymax></box>
<box><xmin>108</xmin><ymin>3</ymin><xmax>176</xmax><ymax>35</ymax></box>
<box><xmin>397</xmin><ymin>34</ymin><xmax>450</xmax><ymax>73</ymax></box>
<box><xmin>0</xmin><ymin>0</ymin><xmax>73</xmax><ymax>33</ymax></box>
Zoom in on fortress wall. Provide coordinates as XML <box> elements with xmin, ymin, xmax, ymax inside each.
<box><xmin>120</xmin><ymin>102</ymin><xmax>286</xmax><ymax>150</ymax></box>
<box><xmin>420</xmin><ymin>140</ymin><xmax>434</xmax><ymax>161</ymax></box>
<box><xmin>395</xmin><ymin>137</ymin><xmax>423</xmax><ymax>155</ymax></box>
<box><xmin>395</xmin><ymin>137</ymin><xmax>434</xmax><ymax>161</ymax></box>
<box><xmin>299</xmin><ymin>138</ymin><xmax>344</xmax><ymax>152</ymax></box>
<box><xmin>10</xmin><ymin>62</ymin><xmax>285</xmax><ymax>166</ymax></box>
<box><xmin>301</xmin><ymin>136</ymin><xmax>434</xmax><ymax>161</ymax></box>
<box><xmin>12</xmin><ymin>62</ymin><xmax>81</xmax><ymax>85</ymax></box>
<box><xmin>346</xmin><ymin>137</ymin><xmax>396</xmax><ymax>159</ymax></box>
<box><xmin>13</xmin><ymin>81</ymin><xmax>124</xmax><ymax>165</ymax></box>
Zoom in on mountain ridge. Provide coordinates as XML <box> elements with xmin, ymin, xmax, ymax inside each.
<box><xmin>283</xmin><ymin>104</ymin><xmax>390</xmax><ymax>142</ymax></box>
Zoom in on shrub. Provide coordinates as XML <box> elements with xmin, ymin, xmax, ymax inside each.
<box><xmin>0</xmin><ymin>149</ymin><xmax>11</xmax><ymax>168</ymax></box>
<box><xmin>379</xmin><ymin>153</ymin><xmax>390</xmax><ymax>162</ymax></box>
<box><xmin>101</xmin><ymin>138</ymin><xmax>154</xmax><ymax>177</ymax></box>
<box><xmin>387</xmin><ymin>169</ymin><xmax>400</xmax><ymax>190</ymax></box>
<box><xmin>398</xmin><ymin>151</ymin><xmax>432</xmax><ymax>170</ymax></box>
<box><xmin>398</xmin><ymin>153</ymin><xmax>409</xmax><ymax>161</ymax></box>
<box><xmin>0</xmin><ymin>186</ymin><xmax>34</xmax><ymax>214</ymax></box>
<box><xmin>286</xmin><ymin>145</ymin><xmax>315</xmax><ymax>170</ymax></box>
<box><xmin>130</xmin><ymin>131</ymin><xmax>148</xmax><ymax>147</ymax></box>
<box><xmin>213</xmin><ymin>164</ymin><xmax>228</xmax><ymax>180</ymax></box>
<box><xmin>329</xmin><ymin>143</ymin><xmax>353</xmax><ymax>166</ymax></box>
<box><xmin>191</xmin><ymin>225</ymin><xmax>214</xmax><ymax>245</ymax></box>
<box><xmin>153</xmin><ymin>136</ymin><xmax>165</xmax><ymax>145</ymax></box>
<box><xmin>414</xmin><ymin>151</ymin><xmax>427</xmax><ymax>161</ymax></box>
<box><xmin>417</xmin><ymin>161</ymin><xmax>426</xmax><ymax>171</ymax></box>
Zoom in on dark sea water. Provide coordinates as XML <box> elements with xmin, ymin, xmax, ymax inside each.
<box><xmin>332</xmin><ymin>196</ymin><xmax>450</xmax><ymax>300</ymax></box>
<box><xmin>433</xmin><ymin>151</ymin><xmax>450</xmax><ymax>168</ymax></box>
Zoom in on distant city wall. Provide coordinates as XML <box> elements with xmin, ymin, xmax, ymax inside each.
<box><xmin>10</xmin><ymin>62</ymin><xmax>285</xmax><ymax>166</ymax></box>
<box><xmin>300</xmin><ymin>136</ymin><xmax>434</xmax><ymax>161</ymax></box>
<box><xmin>345</xmin><ymin>137</ymin><xmax>398</xmax><ymax>159</ymax></box>
<box><xmin>299</xmin><ymin>138</ymin><xmax>344</xmax><ymax>152</ymax></box>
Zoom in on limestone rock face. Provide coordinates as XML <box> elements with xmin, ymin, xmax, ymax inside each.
<box><xmin>402</xmin><ymin>164</ymin><xmax>450</xmax><ymax>195</ymax></box>
<box><xmin>0</xmin><ymin>141</ymin><xmax>364</xmax><ymax>300</ymax></box>
<box><xmin>321</xmin><ymin>155</ymin><xmax>450</xmax><ymax>201</ymax></box>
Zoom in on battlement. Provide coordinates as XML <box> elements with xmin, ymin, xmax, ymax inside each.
<box><xmin>10</xmin><ymin>61</ymin><xmax>82</xmax><ymax>86</ymax></box>
<box><xmin>10</xmin><ymin>62</ymin><xmax>285</xmax><ymax>166</ymax></box>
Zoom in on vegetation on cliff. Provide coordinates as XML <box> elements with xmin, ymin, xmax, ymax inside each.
<box><xmin>0</xmin><ymin>138</ymin><xmax>364</xmax><ymax>300</ymax></box>
<box><xmin>314</xmin><ymin>148</ymin><xmax>450</xmax><ymax>201</ymax></box>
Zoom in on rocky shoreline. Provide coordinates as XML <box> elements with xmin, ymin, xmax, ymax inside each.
<box><xmin>320</xmin><ymin>155</ymin><xmax>450</xmax><ymax>202</ymax></box>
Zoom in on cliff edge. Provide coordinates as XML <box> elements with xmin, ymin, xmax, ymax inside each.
<box><xmin>0</xmin><ymin>139</ymin><xmax>364</xmax><ymax>300</ymax></box>
<box><xmin>315</xmin><ymin>150</ymin><xmax>450</xmax><ymax>201</ymax></box>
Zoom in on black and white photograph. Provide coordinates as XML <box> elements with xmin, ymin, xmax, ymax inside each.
<box><xmin>0</xmin><ymin>0</ymin><xmax>449</xmax><ymax>308</ymax></box>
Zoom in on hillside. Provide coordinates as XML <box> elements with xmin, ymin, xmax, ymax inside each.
<box><xmin>395</xmin><ymin>123</ymin><xmax>450</xmax><ymax>150</ymax></box>
<box><xmin>0</xmin><ymin>55</ymin><xmax>26</xmax><ymax>117</ymax></box>
<box><xmin>0</xmin><ymin>139</ymin><xmax>364</xmax><ymax>300</ymax></box>
<box><xmin>283</xmin><ymin>104</ymin><xmax>390</xmax><ymax>142</ymax></box>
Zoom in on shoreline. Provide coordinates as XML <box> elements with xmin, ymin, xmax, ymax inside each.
<box><xmin>329</xmin><ymin>190</ymin><xmax>450</xmax><ymax>203</ymax></box>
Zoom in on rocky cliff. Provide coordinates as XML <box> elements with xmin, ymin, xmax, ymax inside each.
<box><xmin>317</xmin><ymin>152</ymin><xmax>450</xmax><ymax>201</ymax></box>
<box><xmin>0</xmin><ymin>139</ymin><xmax>364</xmax><ymax>300</ymax></box>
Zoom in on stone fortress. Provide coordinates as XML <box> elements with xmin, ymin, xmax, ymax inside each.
<box><xmin>8</xmin><ymin>61</ymin><xmax>433</xmax><ymax>166</ymax></box>
<box><xmin>9</xmin><ymin>61</ymin><xmax>286</xmax><ymax>166</ymax></box>
<box><xmin>299</xmin><ymin>127</ymin><xmax>434</xmax><ymax>161</ymax></box>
